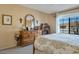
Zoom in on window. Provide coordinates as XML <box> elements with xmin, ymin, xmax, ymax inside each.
<box><xmin>60</xmin><ymin>18</ymin><xmax>69</xmax><ymax>34</ymax></box>
<box><xmin>60</xmin><ymin>16</ymin><xmax>79</xmax><ymax>35</ymax></box>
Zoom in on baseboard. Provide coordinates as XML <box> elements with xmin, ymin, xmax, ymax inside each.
<box><xmin>0</xmin><ymin>44</ymin><xmax>17</xmax><ymax>51</ymax></box>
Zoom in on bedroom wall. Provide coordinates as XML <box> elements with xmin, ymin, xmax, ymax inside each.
<box><xmin>56</xmin><ymin>8</ymin><xmax>79</xmax><ymax>33</ymax></box>
<box><xmin>0</xmin><ymin>4</ymin><xmax>55</xmax><ymax>50</ymax></box>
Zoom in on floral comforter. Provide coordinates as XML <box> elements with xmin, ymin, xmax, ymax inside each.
<box><xmin>34</xmin><ymin>34</ymin><xmax>79</xmax><ymax>54</ymax></box>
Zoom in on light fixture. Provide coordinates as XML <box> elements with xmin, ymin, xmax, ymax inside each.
<box><xmin>19</xmin><ymin>18</ymin><xmax>22</xmax><ymax>23</ymax></box>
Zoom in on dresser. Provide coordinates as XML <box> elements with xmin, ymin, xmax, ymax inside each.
<box><xmin>19</xmin><ymin>31</ymin><xmax>35</xmax><ymax>46</ymax></box>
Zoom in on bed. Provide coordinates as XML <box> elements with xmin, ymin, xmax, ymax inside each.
<box><xmin>34</xmin><ymin>34</ymin><xmax>79</xmax><ymax>54</ymax></box>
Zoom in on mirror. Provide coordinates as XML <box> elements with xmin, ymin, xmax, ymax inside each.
<box><xmin>25</xmin><ymin>14</ymin><xmax>35</xmax><ymax>30</ymax></box>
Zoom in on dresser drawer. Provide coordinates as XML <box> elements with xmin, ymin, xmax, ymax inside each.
<box><xmin>19</xmin><ymin>31</ymin><xmax>35</xmax><ymax>46</ymax></box>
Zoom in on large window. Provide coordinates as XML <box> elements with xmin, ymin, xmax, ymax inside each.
<box><xmin>60</xmin><ymin>18</ymin><xmax>69</xmax><ymax>34</ymax></box>
<box><xmin>60</xmin><ymin>16</ymin><xmax>79</xmax><ymax>35</ymax></box>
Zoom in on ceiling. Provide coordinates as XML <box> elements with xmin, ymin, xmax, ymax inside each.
<box><xmin>20</xmin><ymin>4</ymin><xmax>79</xmax><ymax>14</ymax></box>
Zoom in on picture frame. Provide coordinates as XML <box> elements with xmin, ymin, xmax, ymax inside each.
<box><xmin>2</xmin><ymin>15</ymin><xmax>12</xmax><ymax>25</ymax></box>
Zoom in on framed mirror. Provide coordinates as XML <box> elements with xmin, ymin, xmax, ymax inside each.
<box><xmin>25</xmin><ymin>14</ymin><xmax>35</xmax><ymax>30</ymax></box>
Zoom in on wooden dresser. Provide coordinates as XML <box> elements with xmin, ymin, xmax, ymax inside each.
<box><xmin>19</xmin><ymin>31</ymin><xmax>35</xmax><ymax>46</ymax></box>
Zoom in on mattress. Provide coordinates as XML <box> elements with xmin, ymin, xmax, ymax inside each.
<box><xmin>41</xmin><ymin>34</ymin><xmax>79</xmax><ymax>47</ymax></box>
<box><xmin>34</xmin><ymin>34</ymin><xmax>79</xmax><ymax>54</ymax></box>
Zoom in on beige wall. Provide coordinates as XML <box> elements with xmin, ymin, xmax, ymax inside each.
<box><xmin>0</xmin><ymin>4</ymin><xmax>55</xmax><ymax>50</ymax></box>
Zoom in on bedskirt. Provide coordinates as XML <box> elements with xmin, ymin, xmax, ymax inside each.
<box><xmin>34</xmin><ymin>36</ymin><xmax>79</xmax><ymax>54</ymax></box>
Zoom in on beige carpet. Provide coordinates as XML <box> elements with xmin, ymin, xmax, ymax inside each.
<box><xmin>0</xmin><ymin>45</ymin><xmax>33</xmax><ymax>54</ymax></box>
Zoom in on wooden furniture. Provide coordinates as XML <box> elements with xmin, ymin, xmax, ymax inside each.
<box><xmin>42</xmin><ymin>23</ymin><xmax>50</xmax><ymax>35</ymax></box>
<box><xmin>19</xmin><ymin>31</ymin><xmax>35</xmax><ymax>46</ymax></box>
<box><xmin>39</xmin><ymin>23</ymin><xmax>50</xmax><ymax>35</ymax></box>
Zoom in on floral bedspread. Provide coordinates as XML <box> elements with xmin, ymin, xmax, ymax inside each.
<box><xmin>34</xmin><ymin>36</ymin><xmax>79</xmax><ymax>54</ymax></box>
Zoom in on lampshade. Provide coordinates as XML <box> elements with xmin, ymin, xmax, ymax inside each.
<box><xmin>22</xmin><ymin>25</ymin><xmax>26</xmax><ymax>29</ymax></box>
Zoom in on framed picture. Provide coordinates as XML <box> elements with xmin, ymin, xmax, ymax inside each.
<box><xmin>2</xmin><ymin>15</ymin><xmax>12</xmax><ymax>25</ymax></box>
